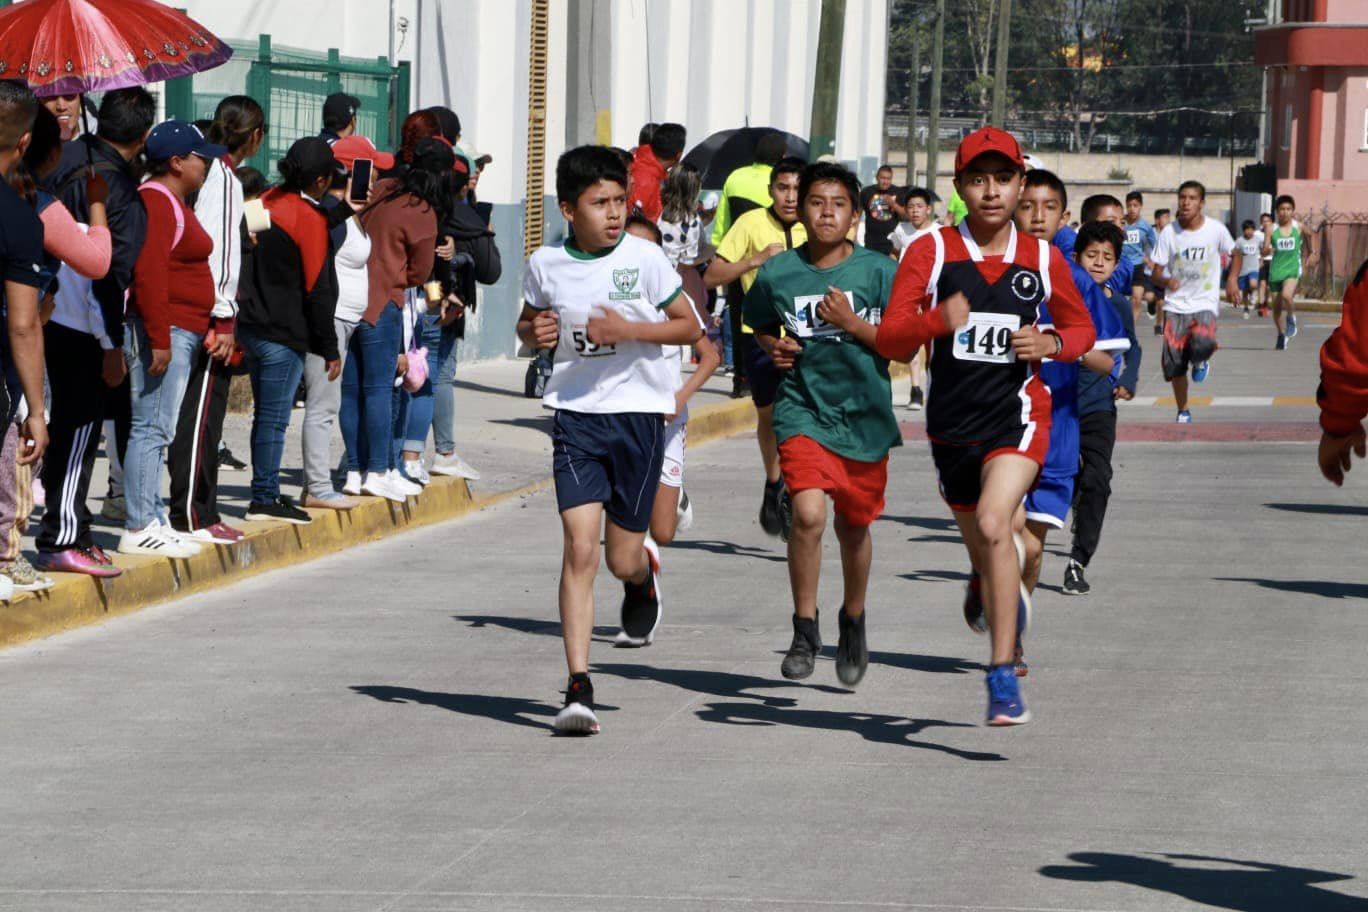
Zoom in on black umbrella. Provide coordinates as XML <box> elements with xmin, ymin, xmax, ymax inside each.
<box><xmin>681</xmin><ymin>127</ymin><xmax>809</xmax><ymax>190</ymax></box>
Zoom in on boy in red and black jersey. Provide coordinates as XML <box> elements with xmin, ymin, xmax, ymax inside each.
<box><xmin>874</xmin><ymin>127</ymin><xmax>1095</xmax><ymax>726</ymax></box>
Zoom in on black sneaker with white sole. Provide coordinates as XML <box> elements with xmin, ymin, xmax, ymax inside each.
<box><xmin>759</xmin><ymin>479</ymin><xmax>784</xmax><ymax>536</ymax></box>
<box><xmin>781</xmin><ymin>612</ymin><xmax>821</xmax><ymax>680</ymax></box>
<box><xmin>835</xmin><ymin>606</ymin><xmax>868</xmax><ymax>686</ymax></box>
<box><xmin>244</xmin><ymin>495</ymin><xmax>312</xmax><ymax>525</ymax></box>
<box><xmin>1062</xmin><ymin>559</ymin><xmax>1090</xmax><ymax>596</ymax></box>
<box><xmin>618</xmin><ymin>540</ymin><xmax>662</xmax><ymax>642</ymax></box>
<box><xmin>554</xmin><ymin>674</ymin><xmax>600</xmax><ymax>735</ymax></box>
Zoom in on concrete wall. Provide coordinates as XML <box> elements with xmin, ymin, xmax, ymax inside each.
<box><xmin>181</xmin><ymin>0</ymin><xmax>419</xmax><ymax>63</ymax></box>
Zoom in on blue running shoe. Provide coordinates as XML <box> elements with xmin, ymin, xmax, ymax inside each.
<box><xmin>986</xmin><ymin>664</ymin><xmax>1031</xmax><ymax>726</ymax></box>
<box><xmin>1287</xmin><ymin>314</ymin><xmax>1299</xmax><ymax>338</ymax></box>
<box><xmin>1176</xmin><ymin>410</ymin><xmax>1193</xmax><ymax>424</ymax></box>
<box><xmin>1191</xmin><ymin>361</ymin><xmax>1210</xmax><ymax>383</ymax></box>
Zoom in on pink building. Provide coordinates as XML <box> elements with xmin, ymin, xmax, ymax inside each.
<box><xmin>1256</xmin><ymin>0</ymin><xmax>1368</xmax><ymax>279</ymax></box>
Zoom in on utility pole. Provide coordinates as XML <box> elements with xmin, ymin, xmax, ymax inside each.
<box><xmin>809</xmin><ymin>0</ymin><xmax>847</xmax><ymax>162</ymax></box>
<box><xmin>990</xmin><ymin>0</ymin><xmax>1012</xmax><ymax>127</ymax></box>
<box><xmin>906</xmin><ymin>37</ymin><xmax>920</xmax><ymax>184</ymax></box>
<box><xmin>925</xmin><ymin>0</ymin><xmax>944</xmax><ymax>195</ymax></box>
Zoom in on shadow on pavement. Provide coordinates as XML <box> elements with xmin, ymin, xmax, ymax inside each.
<box><xmin>695</xmin><ymin>701</ymin><xmax>1005</xmax><ymax>761</ymax></box>
<box><xmin>454</xmin><ymin>615</ymin><xmax>620</xmax><ymax>640</ymax></box>
<box><xmin>592</xmin><ymin>662</ymin><xmax>852</xmax><ymax>707</ymax></box>
<box><xmin>489</xmin><ymin>416</ymin><xmax>554</xmax><ymax>435</ymax></box>
<box><xmin>905</xmin><ymin>533</ymin><xmax>967</xmax><ymax>546</ymax></box>
<box><xmin>878</xmin><ymin>514</ymin><xmax>958</xmax><ymax>531</ymax></box>
<box><xmin>1265</xmin><ymin>502</ymin><xmax>1368</xmax><ymax>518</ymax></box>
<box><xmin>804</xmin><ymin>646</ymin><xmax>985</xmax><ymax>675</ymax></box>
<box><xmin>350</xmin><ymin>685</ymin><xmax>563</xmax><ymax>731</ymax></box>
<box><xmin>897</xmin><ymin>568</ymin><xmax>970</xmax><ymax>584</ymax></box>
<box><xmin>1039</xmin><ymin>852</ymin><xmax>1368</xmax><ymax>911</ymax></box>
<box><xmin>455</xmin><ymin>378</ymin><xmax>533</xmax><ymax>400</ymax></box>
<box><xmin>1214</xmin><ymin>578</ymin><xmax>1368</xmax><ymax>599</ymax></box>
<box><xmin>668</xmin><ymin>539</ymin><xmax>787</xmax><ymax>563</ymax></box>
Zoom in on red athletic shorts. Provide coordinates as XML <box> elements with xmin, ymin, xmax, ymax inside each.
<box><xmin>778</xmin><ymin>435</ymin><xmax>888</xmax><ymax>527</ymax></box>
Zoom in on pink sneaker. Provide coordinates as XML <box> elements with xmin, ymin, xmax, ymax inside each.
<box><xmin>186</xmin><ymin>522</ymin><xmax>245</xmax><ymax>545</ymax></box>
<box><xmin>34</xmin><ymin>548</ymin><xmax>122</xmax><ymax>578</ymax></box>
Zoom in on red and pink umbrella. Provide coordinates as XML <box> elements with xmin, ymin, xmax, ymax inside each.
<box><xmin>0</xmin><ymin>0</ymin><xmax>232</xmax><ymax>97</ymax></box>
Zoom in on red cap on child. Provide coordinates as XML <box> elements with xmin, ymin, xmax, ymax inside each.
<box><xmin>954</xmin><ymin>126</ymin><xmax>1024</xmax><ymax>174</ymax></box>
<box><xmin>331</xmin><ymin>135</ymin><xmax>396</xmax><ymax>172</ymax></box>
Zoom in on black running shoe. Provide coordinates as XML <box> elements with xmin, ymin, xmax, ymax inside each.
<box><xmin>759</xmin><ymin>480</ymin><xmax>784</xmax><ymax>536</ymax></box>
<box><xmin>781</xmin><ymin>612</ymin><xmax>821</xmax><ymax>680</ymax></box>
<box><xmin>218</xmin><ymin>445</ymin><xmax>248</xmax><ymax>471</ymax></box>
<box><xmin>1062</xmin><ymin>559</ymin><xmax>1090</xmax><ymax>596</ymax></box>
<box><xmin>908</xmin><ymin>386</ymin><xmax>924</xmax><ymax>410</ymax></box>
<box><xmin>618</xmin><ymin>539</ymin><xmax>662</xmax><ymax>642</ymax></box>
<box><xmin>554</xmin><ymin>674</ymin><xmax>600</xmax><ymax>735</ymax></box>
<box><xmin>835</xmin><ymin>606</ymin><xmax>868</xmax><ymax>686</ymax></box>
<box><xmin>777</xmin><ymin>485</ymin><xmax>793</xmax><ymax>542</ymax></box>
<box><xmin>244</xmin><ymin>495</ymin><xmax>311</xmax><ymax>525</ymax></box>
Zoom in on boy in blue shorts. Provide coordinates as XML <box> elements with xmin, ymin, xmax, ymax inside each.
<box><xmin>518</xmin><ymin>146</ymin><xmax>706</xmax><ymax>735</ymax></box>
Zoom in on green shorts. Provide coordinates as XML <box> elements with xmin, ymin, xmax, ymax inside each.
<box><xmin>1268</xmin><ymin>268</ymin><xmax>1300</xmax><ymax>289</ymax></box>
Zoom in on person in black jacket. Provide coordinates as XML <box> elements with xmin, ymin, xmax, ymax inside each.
<box><xmin>428</xmin><ymin>153</ymin><xmax>500</xmax><ymax>479</ymax></box>
<box><xmin>235</xmin><ymin>138</ymin><xmax>343</xmax><ymax>525</ymax></box>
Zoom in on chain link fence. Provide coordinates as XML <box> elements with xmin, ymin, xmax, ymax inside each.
<box><xmin>1296</xmin><ymin>208</ymin><xmax>1368</xmax><ymax>303</ymax></box>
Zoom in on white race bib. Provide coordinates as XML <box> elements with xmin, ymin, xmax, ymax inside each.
<box><xmin>563</xmin><ymin>321</ymin><xmax>617</xmax><ymax>359</ymax></box>
<box><xmin>786</xmin><ymin>292</ymin><xmax>849</xmax><ymax>340</ymax></box>
<box><xmin>953</xmin><ymin>312</ymin><xmax>1020</xmax><ymax>364</ymax></box>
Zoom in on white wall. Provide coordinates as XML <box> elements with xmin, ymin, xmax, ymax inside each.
<box><xmin>180</xmin><ymin>0</ymin><xmax>419</xmax><ymax>63</ymax></box>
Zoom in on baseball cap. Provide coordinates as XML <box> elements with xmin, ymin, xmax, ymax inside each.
<box><xmin>323</xmin><ymin>92</ymin><xmax>360</xmax><ymax>129</ymax></box>
<box><xmin>144</xmin><ymin>120</ymin><xmax>227</xmax><ymax>164</ymax></box>
<box><xmin>954</xmin><ymin>126</ymin><xmax>1025</xmax><ymax>174</ymax></box>
<box><xmin>281</xmin><ymin>136</ymin><xmax>347</xmax><ymax>184</ymax></box>
<box><xmin>330</xmin><ymin>134</ymin><xmax>396</xmax><ymax>172</ymax></box>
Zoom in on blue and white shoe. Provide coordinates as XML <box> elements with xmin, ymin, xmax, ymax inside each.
<box><xmin>1176</xmin><ymin>410</ymin><xmax>1193</xmax><ymax>424</ymax></box>
<box><xmin>1287</xmin><ymin>314</ymin><xmax>1299</xmax><ymax>338</ymax></box>
<box><xmin>986</xmin><ymin>664</ymin><xmax>1031</xmax><ymax>726</ymax></box>
<box><xmin>1191</xmin><ymin>361</ymin><xmax>1210</xmax><ymax>383</ymax></box>
<box><xmin>1275</xmin><ymin>333</ymin><xmax>1288</xmax><ymax>351</ymax></box>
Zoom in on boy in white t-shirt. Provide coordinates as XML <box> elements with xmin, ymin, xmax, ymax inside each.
<box><xmin>518</xmin><ymin>146</ymin><xmax>705</xmax><ymax>735</ymax></box>
<box><xmin>1149</xmin><ymin>180</ymin><xmax>1241</xmax><ymax>423</ymax></box>
<box><xmin>887</xmin><ymin>186</ymin><xmax>938</xmax><ymax>409</ymax></box>
<box><xmin>1235</xmin><ymin>220</ymin><xmax>1263</xmax><ymax>319</ymax></box>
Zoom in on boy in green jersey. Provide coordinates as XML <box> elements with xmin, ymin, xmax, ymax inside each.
<box><xmin>742</xmin><ymin>162</ymin><xmax>900</xmax><ymax>687</ymax></box>
<box><xmin>1262</xmin><ymin>194</ymin><xmax>1319</xmax><ymax>349</ymax></box>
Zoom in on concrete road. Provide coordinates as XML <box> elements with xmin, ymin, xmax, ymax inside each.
<box><xmin>2</xmin><ymin>308</ymin><xmax>1367</xmax><ymax>911</ymax></box>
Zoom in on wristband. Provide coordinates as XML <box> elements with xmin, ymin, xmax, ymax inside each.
<box><xmin>1053</xmin><ymin>333</ymin><xmax>1064</xmax><ymax>356</ymax></box>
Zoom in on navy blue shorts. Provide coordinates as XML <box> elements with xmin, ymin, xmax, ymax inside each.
<box><xmin>745</xmin><ymin>340</ymin><xmax>781</xmax><ymax>408</ymax></box>
<box><xmin>552</xmin><ymin>410</ymin><xmax>665</xmax><ymax>532</ymax></box>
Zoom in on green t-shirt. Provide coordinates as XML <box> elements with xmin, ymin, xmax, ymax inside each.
<box><xmin>1269</xmin><ymin>222</ymin><xmax>1303</xmax><ymax>283</ymax></box>
<box><xmin>742</xmin><ymin>244</ymin><xmax>901</xmax><ymax>462</ymax></box>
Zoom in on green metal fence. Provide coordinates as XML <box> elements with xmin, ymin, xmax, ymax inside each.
<box><xmin>165</xmin><ymin>35</ymin><xmax>411</xmax><ymax>175</ymax></box>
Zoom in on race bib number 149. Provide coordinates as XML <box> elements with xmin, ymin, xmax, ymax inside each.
<box><xmin>953</xmin><ymin>312</ymin><xmax>1020</xmax><ymax>364</ymax></box>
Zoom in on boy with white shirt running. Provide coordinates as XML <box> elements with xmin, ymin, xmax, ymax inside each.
<box><xmin>1235</xmin><ymin>220</ymin><xmax>1263</xmax><ymax>319</ymax></box>
<box><xmin>1149</xmin><ymin>181</ymin><xmax>1241</xmax><ymax>424</ymax></box>
<box><xmin>518</xmin><ymin>147</ymin><xmax>705</xmax><ymax>735</ymax></box>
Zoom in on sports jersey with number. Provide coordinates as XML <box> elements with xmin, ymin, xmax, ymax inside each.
<box><xmin>1269</xmin><ymin>223</ymin><xmax>1303</xmax><ymax>283</ymax></box>
<box><xmin>1236</xmin><ymin>235</ymin><xmax>1262</xmax><ymax>275</ymax></box>
<box><xmin>1150</xmin><ymin>217</ymin><xmax>1236</xmax><ymax>316</ymax></box>
<box><xmin>1121</xmin><ymin>217</ymin><xmax>1156</xmax><ymax>269</ymax></box>
<box><xmin>742</xmin><ymin>244</ymin><xmax>901</xmax><ymax>462</ymax></box>
<box><xmin>522</xmin><ymin>233</ymin><xmax>683</xmax><ymax>415</ymax></box>
<box><xmin>873</xmin><ymin>222</ymin><xmax>1096</xmax><ymax>447</ymax></box>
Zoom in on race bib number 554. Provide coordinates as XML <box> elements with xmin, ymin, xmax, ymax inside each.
<box><xmin>953</xmin><ymin>312</ymin><xmax>1020</xmax><ymax>364</ymax></box>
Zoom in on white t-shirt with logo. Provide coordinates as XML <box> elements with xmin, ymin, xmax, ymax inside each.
<box><xmin>1150</xmin><ymin>217</ymin><xmax>1236</xmax><ymax>316</ymax></box>
<box><xmin>523</xmin><ymin>233</ymin><xmax>684</xmax><ymax>414</ymax></box>
<box><xmin>1235</xmin><ymin>233</ymin><xmax>1262</xmax><ymax>276</ymax></box>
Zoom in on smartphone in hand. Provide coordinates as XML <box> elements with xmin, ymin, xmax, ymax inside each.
<box><xmin>349</xmin><ymin>159</ymin><xmax>373</xmax><ymax>203</ymax></box>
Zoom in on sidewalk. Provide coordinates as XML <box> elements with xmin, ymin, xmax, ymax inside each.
<box><xmin>2</xmin><ymin>359</ymin><xmax>756</xmax><ymax>648</ymax></box>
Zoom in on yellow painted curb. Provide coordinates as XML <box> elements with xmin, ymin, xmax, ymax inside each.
<box><xmin>0</xmin><ymin>397</ymin><xmax>759</xmax><ymax>650</ymax></box>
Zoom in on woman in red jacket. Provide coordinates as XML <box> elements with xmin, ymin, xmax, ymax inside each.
<box><xmin>119</xmin><ymin>122</ymin><xmax>222</xmax><ymax>559</ymax></box>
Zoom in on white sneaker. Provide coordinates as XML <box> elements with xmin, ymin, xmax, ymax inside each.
<box><xmin>387</xmin><ymin>468</ymin><xmax>423</xmax><ymax>497</ymax></box>
<box><xmin>676</xmin><ymin>489</ymin><xmax>694</xmax><ymax>533</ymax></box>
<box><xmin>402</xmin><ymin>460</ymin><xmax>430</xmax><ymax>486</ymax></box>
<box><xmin>430</xmin><ymin>452</ymin><xmax>481</xmax><ymax>480</ymax></box>
<box><xmin>118</xmin><ymin>520</ymin><xmax>199</xmax><ymax>558</ymax></box>
<box><xmin>361</xmin><ymin>472</ymin><xmax>406</xmax><ymax>503</ymax></box>
<box><xmin>160</xmin><ymin>523</ymin><xmax>204</xmax><ymax>554</ymax></box>
<box><xmin>342</xmin><ymin>471</ymin><xmax>362</xmax><ymax>496</ymax></box>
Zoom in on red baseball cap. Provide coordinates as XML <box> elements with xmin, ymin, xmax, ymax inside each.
<box><xmin>954</xmin><ymin>126</ymin><xmax>1024</xmax><ymax>174</ymax></box>
<box><xmin>330</xmin><ymin>135</ymin><xmax>396</xmax><ymax>172</ymax></box>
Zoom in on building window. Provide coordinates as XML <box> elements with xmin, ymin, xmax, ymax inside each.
<box><xmin>1282</xmin><ymin>104</ymin><xmax>1292</xmax><ymax>150</ymax></box>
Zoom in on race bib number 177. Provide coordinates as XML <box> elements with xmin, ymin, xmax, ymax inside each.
<box><xmin>953</xmin><ymin>312</ymin><xmax>1020</xmax><ymax>364</ymax></box>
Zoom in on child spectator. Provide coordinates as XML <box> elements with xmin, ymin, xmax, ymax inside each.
<box><xmin>657</xmin><ymin>163</ymin><xmax>703</xmax><ymax>268</ymax></box>
<box><xmin>628</xmin><ymin>122</ymin><xmax>686</xmax><ymax>221</ymax></box>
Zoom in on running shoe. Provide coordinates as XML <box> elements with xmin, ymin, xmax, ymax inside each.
<box><xmin>1243</xmin><ymin>305</ymin><xmax>1252</xmax><ymax>319</ymax></box>
<box><xmin>1176</xmin><ymin>410</ymin><xmax>1193</xmax><ymax>424</ymax></box>
<box><xmin>1146</xmin><ymin>301</ymin><xmax>1157</xmax><ymax>318</ymax></box>
<box><xmin>387</xmin><ymin>468</ymin><xmax>423</xmax><ymax>496</ymax></box>
<box><xmin>777</xmin><ymin>486</ymin><xmax>794</xmax><ymax>542</ymax></box>
<box><xmin>1153</xmin><ymin>322</ymin><xmax>1163</xmax><ymax>336</ymax></box>
<box><xmin>676</xmin><ymin>489</ymin><xmax>694</xmax><ymax>533</ymax></box>
<box><xmin>430</xmin><ymin>452</ymin><xmax>481</xmax><ymax>480</ymax></box>
<box><xmin>401</xmin><ymin>460</ymin><xmax>431</xmax><ymax>487</ymax></box>
<box><xmin>554</xmin><ymin>675</ymin><xmax>600</xmax><ymax>735</ymax></box>
<box><xmin>244</xmin><ymin>496</ymin><xmax>312</xmax><ymax>525</ymax></box>
<box><xmin>361</xmin><ymin>472</ymin><xmax>406</xmax><ymax>503</ymax></box>
<box><xmin>3</xmin><ymin>554</ymin><xmax>55</xmax><ymax>591</ymax></box>
<box><xmin>218</xmin><ymin>446</ymin><xmax>248</xmax><ymax>471</ymax></box>
<box><xmin>986</xmin><ymin>664</ymin><xmax>1031</xmax><ymax>726</ymax></box>
<box><xmin>963</xmin><ymin>572</ymin><xmax>987</xmax><ymax>634</ymax></box>
<box><xmin>759</xmin><ymin>479</ymin><xmax>784</xmax><ymax>536</ymax></box>
<box><xmin>1275</xmin><ymin>333</ymin><xmax>1288</xmax><ymax>351</ymax></box>
<box><xmin>908</xmin><ymin>386</ymin><xmax>924</xmax><ymax>410</ymax></box>
<box><xmin>617</xmin><ymin>538</ymin><xmax>662</xmax><ymax>644</ymax></box>
<box><xmin>1191</xmin><ymin>361</ymin><xmax>1210</xmax><ymax>383</ymax></box>
<box><xmin>835</xmin><ymin>606</ymin><xmax>869</xmax><ymax>686</ymax></box>
<box><xmin>781</xmin><ymin>612</ymin><xmax>821</xmax><ymax>680</ymax></box>
<box><xmin>1062</xmin><ymin>559</ymin><xmax>1090</xmax><ymax>596</ymax></box>
<box><xmin>1287</xmin><ymin>314</ymin><xmax>1299</xmax><ymax>338</ymax></box>
<box><xmin>183</xmin><ymin>522</ymin><xmax>246</xmax><ymax>545</ymax></box>
<box><xmin>34</xmin><ymin>547</ymin><xmax>122</xmax><ymax>578</ymax></box>
<box><xmin>1259</xmin><ymin>306</ymin><xmax>1270</xmax><ymax>318</ymax></box>
<box><xmin>342</xmin><ymin>471</ymin><xmax>363</xmax><ymax>496</ymax></box>
<box><xmin>118</xmin><ymin>520</ymin><xmax>200</xmax><ymax>558</ymax></box>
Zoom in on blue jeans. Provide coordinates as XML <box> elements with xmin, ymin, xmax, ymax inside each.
<box><xmin>431</xmin><ymin>321</ymin><xmax>461</xmax><ymax>454</ymax></box>
<box><xmin>240</xmin><ymin>327</ymin><xmax>305</xmax><ymax>504</ymax></box>
<box><xmin>123</xmin><ymin>317</ymin><xmax>202</xmax><ymax>530</ymax></box>
<box><xmin>401</xmin><ymin>309</ymin><xmax>449</xmax><ymax>453</ymax></box>
<box><xmin>339</xmin><ymin>303</ymin><xmax>401</xmax><ymax>474</ymax></box>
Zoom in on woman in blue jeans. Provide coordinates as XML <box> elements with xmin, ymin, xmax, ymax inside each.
<box><xmin>396</xmin><ymin>296</ymin><xmax>464</xmax><ymax>484</ymax></box>
<box><xmin>235</xmin><ymin>138</ymin><xmax>345</xmax><ymax>525</ymax></box>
